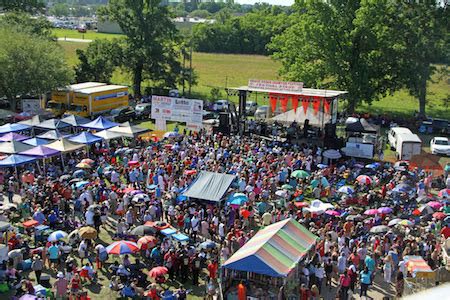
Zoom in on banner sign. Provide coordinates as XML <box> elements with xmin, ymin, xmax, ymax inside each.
<box><xmin>248</xmin><ymin>79</ymin><xmax>303</xmax><ymax>93</ymax></box>
<box><xmin>151</xmin><ymin>95</ymin><xmax>203</xmax><ymax>125</ymax></box>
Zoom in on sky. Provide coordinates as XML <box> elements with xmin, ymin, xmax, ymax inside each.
<box><xmin>236</xmin><ymin>0</ymin><xmax>295</xmax><ymax>6</ymax></box>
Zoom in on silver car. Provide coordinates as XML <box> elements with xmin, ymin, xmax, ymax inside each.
<box><xmin>254</xmin><ymin>105</ymin><xmax>269</xmax><ymax>120</ymax></box>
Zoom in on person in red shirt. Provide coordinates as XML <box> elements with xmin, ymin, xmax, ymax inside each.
<box><xmin>207</xmin><ymin>260</ymin><xmax>218</xmax><ymax>281</ymax></box>
<box><xmin>441</xmin><ymin>226</ymin><xmax>450</xmax><ymax>239</ymax></box>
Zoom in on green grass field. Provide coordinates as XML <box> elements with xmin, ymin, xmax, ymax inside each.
<box><xmin>53</xmin><ymin>28</ymin><xmax>124</xmax><ymax>40</ymax></box>
<box><xmin>57</xmin><ymin>31</ymin><xmax>449</xmax><ymax>118</ymax></box>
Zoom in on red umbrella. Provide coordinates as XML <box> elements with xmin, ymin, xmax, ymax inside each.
<box><xmin>325</xmin><ymin>210</ymin><xmax>341</xmax><ymax>217</ymax></box>
<box><xmin>149</xmin><ymin>266</ymin><xmax>168</xmax><ymax>278</ymax></box>
<box><xmin>128</xmin><ymin>161</ymin><xmax>140</xmax><ymax>167</ymax></box>
<box><xmin>122</xmin><ymin>187</ymin><xmax>135</xmax><ymax>194</ymax></box>
<box><xmin>184</xmin><ymin>169</ymin><xmax>197</xmax><ymax>176</ymax></box>
<box><xmin>357</xmin><ymin>175</ymin><xmax>372</xmax><ymax>185</ymax></box>
<box><xmin>164</xmin><ymin>144</ymin><xmax>173</xmax><ymax>150</ymax></box>
<box><xmin>137</xmin><ymin>236</ymin><xmax>157</xmax><ymax>250</ymax></box>
<box><xmin>433</xmin><ymin>212</ymin><xmax>447</xmax><ymax>220</ymax></box>
<box><xmin>294</xmin><ymin>202</ymin><xmax>309</xmax><ymax>208</ymax></box>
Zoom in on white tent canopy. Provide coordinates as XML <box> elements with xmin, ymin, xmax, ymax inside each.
<box><xmin>109</xmin><ymin>122</ymin><xmax>150</xmax><ymax>138</ymax></box>
<box><xmin>93</xmin><ymin>130</ymin><xmax>126</xmax><ymax>141</ymax></box>
<box><xmin>46</xmin><ymin>138</ymin><xmax>85</xmax><ymax>153</ymax></box>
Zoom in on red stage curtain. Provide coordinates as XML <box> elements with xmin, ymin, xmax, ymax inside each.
<box><xmin>280</xmin><ymin>95</ymin><xmax>288</xmax><ymax>112</ymax></box>
<box><xmin>313</xmin><ymin>99</ymin><xmax>321</xmax><ymax>115</ymax></box>
<box><xmin>302</xmin><ymin>97</ymin><xmax>309</xmax><ymax>114</ymax></box>
<box><xmin>269</xmin><ymin>93</ymin><xmax>277</xmax><ymax>112</ymax></box>
<box><xmin>324</xmin><ymin>99</ymin><xmax>331</xmax><ymax>113</ymax></box>
<box><xmin>291</xmin><ymin>96</ymin><xmax>299</xmax><ymax>112</ymax></box>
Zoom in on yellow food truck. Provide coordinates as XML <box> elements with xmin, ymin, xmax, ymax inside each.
<box><xmin>66</xmin><ymin>85</ymin><xmax>129</xmax><ymax>118</ymax></box>
<box><xmin>47</xmin><ymin>82</ymin><xmax>106</xmax><ymax>117</ymax></box>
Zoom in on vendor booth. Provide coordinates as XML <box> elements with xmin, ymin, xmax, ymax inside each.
<box><xmin>183</xmin><ymin>171</ymin><xmax>237</xmax><ymax>203</ymax></box>
<box><xmin>221</xmin><ymin>218</ymin><xmax>318</xmax><ymax>299</ymax></box>
<box><xmin>403</xmin><ymin>255</ymin><xmax>437</xmax><ymax>297</ymax></box>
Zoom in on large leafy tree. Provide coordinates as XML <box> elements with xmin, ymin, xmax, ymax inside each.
<box><xmin>102</xmin><ymin>0</ymin><xmax>183</xmax><ymax>98</ymax></box>
<box><xmin>74</xmin><ymin>39</ymin><xmax>123</xmax><ymax>83</ymax></box>
<box><xmin>0</xmin><ymin>12</ymin><xmax>54</xmax><ymax>40</ymax></box>
<box><xmin>0</xmin><ymin>27</ymin><xmax>72</xmax><ymax>109</ymax></box>
<box><xmin>270</xmin><ymin>0</ymin><xmax>405</xmax><ymax>113</ymax></box>
<box><xmin>0</xmin><ymin>0</ymin><xmax>44</xmax><ymax>13</ymax></box>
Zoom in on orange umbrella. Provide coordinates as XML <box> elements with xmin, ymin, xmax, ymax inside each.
<box><xmin>149</xmin><ymin>266</ymin><xmax>168</xmax><ymax>278</ymax></box>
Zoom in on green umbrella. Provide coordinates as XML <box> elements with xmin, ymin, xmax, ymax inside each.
<box><xmin>281</xmin><ymin>184</ymin><xmax>294</xmax><ymax>191</ymax></box>
<box><xmin>291</xmin><ymin>170</ymin><xmax>310</xmax><ymax>179</ymax></box>
<box><xmin>445</xmin><ymin>164</ymin><xmax>450</xmax><ymax>172</ymax></box>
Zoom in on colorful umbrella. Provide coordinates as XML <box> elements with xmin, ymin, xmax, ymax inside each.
<box><xmin>128</xmin><ymin>161</ymin><xmax>140</xmax><ymax>167</ymax></box>
<box><xmin>398</xmin><ymin>220</ymin><xmax>414</xmax><ymax>226</ymax></box>
<box><xmin>338</xmin><ymin>186</ymin><xmax>354</xmax><ymax>194</ymax></box>
<box><xmin>377</xmin><ymin>207</ymin><xmax>393</xmax><ymax>214</ymax></box>
<box><xmin>76</xmin><ymin>162</ymin><xmax>91</xmax><ymax>169</ymax></box>
<box><xmin>184</xmin><ymin>169</ymin><xmax>197</xmax><ymax>176</ymax></box>
<box><xmin>357</xmin><ymin>175</ymin><xmax>372</xmax><ymax>185</ymax></box>
<box><xmin>78</xmin><ymin>226</ymin><xmax>98</xmax><ymax>239</ymax></box>
<box><xmin>137</xmin><ymin>236</ymin><xmax>157</xmax><ymax>250</ymax></box>
<box><xmin>432</xmin><ymin>212</ymin><xmax>447</xmax><ymax>220</ymax></box>
<box><xmin>81</xmin><ymin>158</ymin><xmax>95</xmax><ymax>165</ymax></box>
<box><xmin>291</xmin><ymin>170</ymin><xmax>310</xmax><ymax>179</ymax></box>
<box><xmin>325</xmin><ymin>210</ymin><xmax>341</xmax><ymax>217</ymax></box>
<box><xmin>47</xmin><ymin>230</ymin><xmax>68</xmax><ymax>242</ymax></box>
<box><xmin>132</xmin><ymin>194</ymin><xmax>150</xmax><ymax>203</ymax></box>
<box><xmin>149</xmin><ymin>266</ymin><xmax>168</xmax><ymax>278</ymax></box>
<box><xmin>106</xmin><ymin>241</ymin><xmax>139</xmax><ymax>255</ymax></box>
<box><xmin>364</xmin><ymin>209</ymin><xmax>379</xmax><ymax>215</ymax></box>
<box><xmin>281</xmin><ymin>184</ymin><xmax>294</xmax><ymax>191</ymax></box>
<box><xmin>388</xmin><ymin>218</ymin><xmax>403</xmax><ymax>226</ymax></box>
<box><xmin>294</xmin><ymin>202</ymin><xmax>309</xmax><ymax>208</ymax></box>
<box><xmin>427</xmin><ymin>201</ymin><xmax>443</xmax><ymax>209</ymax></box>
<box><xmin>438</xmin><ymin>189</ymin><xmax>450</xmax><ymax>198</ymax></box>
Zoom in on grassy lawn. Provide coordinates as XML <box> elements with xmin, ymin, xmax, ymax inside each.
<box><xmin>53</xmin><ymin>28</ymin><xmax>124</xmax><ymax>40</ymax></box>
<box><xmin>58</xmin><ymin>34</ymin><xmax>449</xmax><ymax>119</ymax></box>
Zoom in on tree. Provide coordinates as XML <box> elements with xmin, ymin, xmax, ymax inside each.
<box><xmin>74</xmin><ymin>39</ymin><xmax>123</xmax><ymax>83</ymax></box>
<box><xmin>102</xmin><ymin>0</ymin><xmax>184</xmax><ymax>98</ymax></box>
<box><xmin>0</xmin><ymin>27</ymin><xmax>72</xmax><ymax>110</ymax></box>
<box><xmin>48</xmin><ymin>3</ymin><xmax>70</xmax><ymax>17</ymax></box>
<box><xmin>0</xmin><ymin>12</ymin><xmax>54</xmax><ymax>39</ymax></box>
<box><xmin>0</xmin><ymin>0</ymin><xmax>44</xmax><ymax>13</ymax></box>
<box><xmin>393</xmin><ymin>1</ymin><xmax>448</xmax><ymax>118</ymax></box>
<box><xmin>210</xmin><ymin>87</ymin><xmax>222</xmax><ymax>101</ymax></box>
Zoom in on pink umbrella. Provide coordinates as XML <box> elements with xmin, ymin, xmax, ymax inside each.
<box><xmin>325</xmin><ymin>210</ymin><xmax>341</xmax><ymax>217</ymax></box>
<box><xmin>357</xmin><ymin>175</ymin><xmax>372</xmax><ymax>185</ymax></box>
<box><xmin>438</xmin><ymin>189</ymin><xmax>450</xmax><ymax>198</ymax></box>
<box><xmin>427</xmin><ymin>201</ymin><xmax>443</xmax><ymax>209</ymax></box>
<box><xmin>377</xmin><ymin>207</ymin><xmax>393</xmax><ymax>214</ymax></box>
<box><xmin>364</xmin><ymin>209</ymin><xmax>379</xmax><ymax>215</ymax></box>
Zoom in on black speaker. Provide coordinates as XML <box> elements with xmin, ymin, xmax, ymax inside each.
<box><xmin>324</xmin><ymin>123</ymin><xmax>337</xmax><ymax>138</ymax></box>
<box><xmin>219</xmin><ymin>113</ymin><xmax>230</xmax><ymax>134</ymax></box>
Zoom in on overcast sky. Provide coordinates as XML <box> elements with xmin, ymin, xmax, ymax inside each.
<box><xmin>236</xmin><ymin>0</ymin><xmax>295</xmax><ymax>6</ymax></box>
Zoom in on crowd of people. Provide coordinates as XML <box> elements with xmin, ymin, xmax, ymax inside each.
<box><xmin>0</xmin><ymin>126</ymin><xmax>449</xmax><ymax>300</ymax></box>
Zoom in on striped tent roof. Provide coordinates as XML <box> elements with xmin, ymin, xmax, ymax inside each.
<box><xmin>223</xmin><ymin>218</ymin><xmax>318</xmax><ymax>277</ymax></box>
<box><xmin>404</xmin><ymin>256</ymin><xmax>434</xmax><ymax>278</ymax></box>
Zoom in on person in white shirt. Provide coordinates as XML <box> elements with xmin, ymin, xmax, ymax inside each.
<box><xmin>337</xmin><ymin>252</ymin><xmax>347</xmax><ymax>274</ymax></box>
<box><xmin>78</xmin><ymin>240</ymin><xmax>88</xmax><ymax>265</ymax></box>
<box><xmin>85</xmin><ymin>208</ymin><xmax>95</xmax><ymax>226</ymax></box>
<box><xmin>191</xmin><ymin>215</ymin><xmax>199</xmax><ymax>242</ymax></box>
<box><xmin>315</xmin><ymin>263</ymin><xmax>325</xmax><ymax>293</ymax></box>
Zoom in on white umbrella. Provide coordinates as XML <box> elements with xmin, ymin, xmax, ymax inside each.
<box><xmin>132</xmin><ymin>194</ymin><xmax>150</xmax><ymax>203</ymax></box>
<box><xmin>323</xmin><ymin>149</ymin><xmax>342</xmax><ymax>159</ymax></box>
<box><xmin>275</xmin><ymin>190</ymin><xmax>288</xmax><ymax>198</ymax></box>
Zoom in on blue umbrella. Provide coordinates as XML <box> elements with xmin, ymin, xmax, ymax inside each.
<box><xmin>311</xmin><ymin>177</ymin><xmax>329</xmax><ymax>188</ymax></box>
<box><xmin>365</xmin><ymin>162</ymin><xmax>380</xmax><ymax>169</ymax></box>
<box><xmin>317</xmin><ymin>164</ymin><xmax>328</xmax><ymax>169</ymax></box>
<box><xmin>200</xmin><ymin>240</ymin><xmax>216</xmax><ymax>249</ymax></box>
<box><xmin>75</xmin><ymin>181</ymin><xmax>89</xmax><ymax>189</ymax></box>
<box><xmin>338</xmin><ymin>186</ymin><xmax>355</xmax><ymax>194</ymax></box>
<box><xmin>48</xmin><ymin>230</ymin><xmax>68</xmax><ymax>242</ymax></box>
<box><xmin>229</xmin><ymin>193</ymin><xmax>248</xmax><ymax>206</ymax></box>
<box><xmin>393</xmin><ymin>183</ymin><xmax>411</xmax><ymax>193</ymax></box>
<box><xmin>73</xmin><ymin>170</ymin><xmax>86</xmax><ymax>178</ymax></box>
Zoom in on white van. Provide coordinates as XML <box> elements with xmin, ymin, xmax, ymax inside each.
<box><xmin>388</xmin><ymin>127</ymin><xmax>422</xmax><ymax>160</ymax></box>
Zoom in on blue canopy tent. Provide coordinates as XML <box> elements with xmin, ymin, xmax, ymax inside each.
<box><xmin>60</xmin><ymin>115</ymin><xmax>90</xmax><ymax>127</ymax></box>
<box><xmin>80</xmin><ymin>116</ymin><xmax>119</xmax><ymax>130</ymax></box>
<box><xmin>35</xmin><ymin>119</ymin><xmax>71</xmax><ymax>130</ymax></box>
<box><xmin>68</xmin><ymin>132</ymin><xmax>103</xmax><ymax>145</ymax></box>
<box><xmin>0</xmin><ymin>123</ymin><xmax>31</xmax><ymax>134</ymax></box>
<box><xmin>0</xmin><ymin>154</ymin><xmax>38</xmax><ymax>178</ymax></box>
<box><xmin>22</xmin><ymin>138</ymin><xmax>50</xmax><ymax>146</ymax></box>
<box><xmin>37</xmin><ymin>130</ymin><xmax>71</xmax><ymax>140</ymax></box>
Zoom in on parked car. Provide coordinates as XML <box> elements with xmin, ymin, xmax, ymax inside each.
<box><xmin>255</xmin><ymin>105</ymin><xmax>269</xmax><ymax>120</ymax></box>
<box><xmin>168</xmin><ymin>89</ymin><xmax>180</xmax><ymax>98</ymax></box>
<box><xmin>109</xmin><ymin>106</ymin><xmax>136</xmax><ymax>123</ymax></box>
<box><xmin>245</xmin><ymin>101</ymin><xmax>258</xmax><ymax>116</ymax></box>
<box><xmin>135</xmin><ymin>103</ymin><xmax>151</xmax><ymax>120</ymax></box>
<box><xmin>432</xmin><ymin>119</ymin><xmax>449</xmax><ymax>134</ymax></box>
<box><xmin>213</xmin><ymin>100</ymin><xmax>230</xmax><ymax>112</ymax></box>
<box><xmin>203</xmin><ymin>110</ymin><xmax>219</xmax><ymax>121</ymax></box>
<box><xmin>430</xmin><ymin>137</ymin><xmax>450</xmax><ymax>156</ymax></box>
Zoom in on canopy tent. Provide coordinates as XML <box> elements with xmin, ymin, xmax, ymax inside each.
<box><xmin>80</xmin><ymin>116</ymin><xmax>119</xmax><ymax>130</ymax></box>
<box><xmin>0</xmin><ymin>140</ymin><xmax>34</xmax><ymax>154</ymax></box>
<box><xmin>35</xmin><ymin>119</ymin><xmax>71</xmax><ymax>130</ymax></box>
<box><xmin>60</xmin><ymin>115</ymin><xmax>90</xmax><ymax>127</ymax></box>
<box><xmin>0</xmin><ymin>123</ymin><xmax>30</xmax><ymax>134</ymax></box>
<box><xmin>37</xmin><ymin>130</ymin><xmax>71</xmax><ymax>140</ymax></box>
<box><xmin>68</xmin><ymin>132</ymin><xmax>103</xmax><ymax>145</ymax></box>
<box><xmin>0</xmin><ymin>154</ymin><xmax>37</xmax><ymax>167</ymax></box>
<box><xmin>183</xmin><ymin>171</ymin><xmax>236</xmax><ymax>202</ymax></box>
<box><xmin>93</xmin><ymin>130</ymin><xmax>125</xmax><ymax>141</ymax></box>
<box><xmin>0</xmin><ymin>132</ymin><xmax>29</xmax><ymax>142</ymax></box>
<box><xmin>20</xmin><ymin>145</ymin><xmax>60</xmax><ymax>158</ymax></box>
<box><xmin>345</xmin><ymin>118</ymin><xmax>378</xmax><ymax>133</ymax></box>
<box><xmin>403</xmin><ymin>255</ymin><xmax>434</xmax><ymax>279</ymax></box>
<box><xmin>18</xmin><ymin>115</ymin><xmax>47</xmax><ymax>126</ymax></box>
<box><xmin>22</xmin><ymin>137</ymin><xmax>49</xmax><ymax>146</ymax></box>
<box><xmin>46</xmin><ymin>138</ymin><xmax>84</xmax><ymax>153</ymax></box>
<box><xmin>223</xmin><ymin>218</ymin><xmax>318</xmax><ymax>277</ymax></box>
<box><xmin>109</xmin><ymin>122</ymin><xmax>150</xmax><ymax>138</ymax></box>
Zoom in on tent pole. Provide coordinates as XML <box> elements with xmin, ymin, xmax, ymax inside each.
<box><xmin>61</xmin><ymin>153</ymin><xmax>65</xmax><ymax>170</ymax></box>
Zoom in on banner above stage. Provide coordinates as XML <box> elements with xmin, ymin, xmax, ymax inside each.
<box><xmin>248</xmin><ymin>79</ymin><xmax>303</xmax><ymax>93</ymax></box>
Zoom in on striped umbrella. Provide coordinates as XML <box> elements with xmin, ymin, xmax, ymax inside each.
<box><xmin>338</xmin><ymin>186</ymin><xmax>354</xmax><ymax>194</ymax></box>
<box><xmin>438</xmin><ymin>189</ymin><xmax>450</xmax><ymax>198</ymax></box>
<box><xmin>106</xmin><ymin>241</ymin><xmax>139</xmax><ymax>255</ymax></box>
<box><xmin>356</xmin><ymin>175</ymin><xmax>372</xmax><ymax>185</ymax></box>
<box><xmin>398</xmin><ymin>219</ymin><xmax>414</xmax><ymax>227</ymax></box>
<box><xmin>137</xmin><ymin>236</ymin><xmax>157</xmax><ymax>250</ymax></box>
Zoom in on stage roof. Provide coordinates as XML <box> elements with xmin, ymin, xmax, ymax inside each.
<box><xmin>230</xmin><ymin>86</ymin><xmax>348</xmax><ymax>98</ymax></box>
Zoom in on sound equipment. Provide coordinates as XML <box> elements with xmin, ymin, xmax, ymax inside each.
<box><xmin>218</xmin><ymin>113</ymin><xmax>230</xmax><ymax>134</ymax></box>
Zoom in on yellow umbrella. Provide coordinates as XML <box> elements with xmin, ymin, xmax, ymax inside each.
<box><xmin>78</xmin><ymin>226</ymin><xmax>98</xmax><ymax>239</ymax></box>
<box><xmin>76</xmin><ymin>162</ymin><xmax>91</xmax><ymax>169</ymax></box>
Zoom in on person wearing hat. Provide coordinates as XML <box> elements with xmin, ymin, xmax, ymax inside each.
<box><xmin>54</xmin><ymin>271</ymin><xmax>68</xmax><ymax>300</ymax></box>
